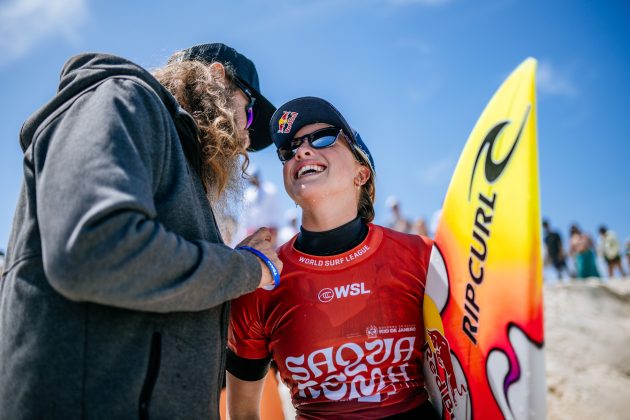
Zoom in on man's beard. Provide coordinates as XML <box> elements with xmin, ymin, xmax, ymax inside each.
<box><xmin>205</xmin><ymin>155</ymin><xmax>246</xmax><ymax>246</ymax></box>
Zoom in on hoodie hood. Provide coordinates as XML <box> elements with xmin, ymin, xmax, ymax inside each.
<box><xmin>19</xmin><ymin>53</ymin><xmax>201</xmax><ymax>172</ymax></box>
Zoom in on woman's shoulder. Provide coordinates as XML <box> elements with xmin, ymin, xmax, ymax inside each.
<box><xmin>372</xmin><ymin>224</ymin><xmax>433</xmax><ymax>273</ymax></box>
<box><xmin>372</xmin><ymin>223</ymin><xmax>434</xmax><ymax>249</ymax></box>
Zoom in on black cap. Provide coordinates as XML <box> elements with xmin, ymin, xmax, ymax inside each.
<box><xmin>269</xmin><ymin>97</ymin><xmax>375</xmax><ymax>175</ymax></box>
<box><xmin>179</xmin><ymin>43</ymin><xmax>275</xmax><ymax>151</ymax></box>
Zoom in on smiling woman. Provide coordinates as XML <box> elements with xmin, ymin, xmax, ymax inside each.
<box><xmin>225</xmin><ymin>96</ymin><xmax>440</xmax><ymax>419</ymax></box>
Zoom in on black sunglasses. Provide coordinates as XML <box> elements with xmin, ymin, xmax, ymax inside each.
<box><xmin>277</xmin><ymin>127</ymin><xmax>347</xmax><ymax>162</ymax></box>
<box><xmin>232</xmin><ymin>78</ymin><xmax>256</xmax><ymax>129</ymax></box>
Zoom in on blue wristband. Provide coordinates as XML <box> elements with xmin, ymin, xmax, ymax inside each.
<box><xmin>237</xmin><ymin>245</ymin><xmax>280</xmax><ymax>290</ymax></box>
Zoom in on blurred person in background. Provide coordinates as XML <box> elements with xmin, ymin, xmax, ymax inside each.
<box><xmin>385</xmin><ymin>195</ymin><xmax>413</xmax><ymax>233</ymax></box>
<box><xmin>227</xmin><ymin>97</ymin><xmax>438</xmax><ymax>419</ymax></box>
<box><xmin>543</xmin><ymin>219</ymin><xmax>569</xmax><ymax>280</ymax></box>
<box><xmin>597</xmin><ymin>225</ymin><xmax>626</xmax><ymax>278</ymax></box>
<box><xmin>0</xmin><ymin>43</ymin><xmax>282</xmax><ymax>419</ymax></box>
<box><xmin>625</xmin><ymin>238</ymin><xmax>630</xmax><ymax>274</ymax></box>
<box><xmin>233</xmin><ymin>164</ymin><xmax>282</xmax><ymax>248</ymax></box>
<box><xmin>569</xmin><ymin>224</ymin><xmax>600</xmax><ymax>279</ymax></box>
<box><xmin>413</xmin><ymin>217</ymin><xmax>429</xmax><ymax>237</ymax></box>
<box><xmin>0</xmin><ymin>249</ymin><xmax>5</xmax><ymax>276</ymax></box>
<box><xmin>277</xmin><ymin>208</ymin><xmax>300</xmax><ymax>246</ymax></box>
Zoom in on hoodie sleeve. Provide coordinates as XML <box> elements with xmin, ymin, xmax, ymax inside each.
<box><xmin>34</xmin><ymin>78</ymin><xmax>261</xmax><ymax>312</ymax></box>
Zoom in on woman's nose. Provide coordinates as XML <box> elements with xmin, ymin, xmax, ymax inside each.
<box><xmin>293</xmin><ymin>142</ymin><xmax>314</xmax><ymax>160</ymax></box>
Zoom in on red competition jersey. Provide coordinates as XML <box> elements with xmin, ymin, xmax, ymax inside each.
<box><xmin>229</xmin><ymin>224</ymin><xmax>434</xmax><ymax>419</ymax></box>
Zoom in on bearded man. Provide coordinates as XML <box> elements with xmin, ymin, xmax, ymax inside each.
<box><xmin>0</xmin><ymin>43</ymin><xmax>281</xmax><ymax>419</ymax></box>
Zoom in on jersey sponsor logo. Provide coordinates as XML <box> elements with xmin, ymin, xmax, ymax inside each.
<box><xmin>366</xmin><ymin>325</ymin><xmax>378</xmax><ymax>338</ymax></box>
<box><xmin>317</xmin><ymin>282</ymin><xmax>371</xmax><ymax>303</ymax></box>
<box><xmin>285</xmin><ymin>336</ymin><xmax>419</xmax><ymax>403</ymax></box>
<box><xmin>367</xmin><ymin>324</ymin><xmax>417</xmax><ymax>337</ymax></box>
<box><xmin>277</xmin><ymin>111</ymin><xmax>298</xmax><ymax>133</ymax></box>
<box><xmin>318</xmin><ymin>288</ymin><xmax>335</xmax><ymax>303</ymax></box>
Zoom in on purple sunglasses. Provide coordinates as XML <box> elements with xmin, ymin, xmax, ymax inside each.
<box><xmin>233</xmin><ymin>78</ymin><xmax>256</xmax><ymax>129</ymax></box>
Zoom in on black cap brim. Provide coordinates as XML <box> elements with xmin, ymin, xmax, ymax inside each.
<box><xmin>247</xmin><ymin>85</ymin><xmax>275</xmax><ymax>152</ymax></box>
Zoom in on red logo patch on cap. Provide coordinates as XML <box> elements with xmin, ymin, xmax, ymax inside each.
<box><xmin>277</xmin><ymin>111</ymin><xmax>298</xmax><ymax>134</ymax></box>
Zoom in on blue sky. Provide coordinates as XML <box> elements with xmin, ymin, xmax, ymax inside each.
<box><xmin>1</xmin><ymin>0</ymin><xmax>628</xmax><ymax>269</ymax></box>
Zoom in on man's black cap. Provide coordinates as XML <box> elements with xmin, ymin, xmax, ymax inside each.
<box><xmin>179</xmin><ymin>43</ymin><xmax>275</xmax><ymax>151</ymax></box>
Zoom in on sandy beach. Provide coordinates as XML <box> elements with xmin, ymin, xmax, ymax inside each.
<box><xmin>545</xmin><ymin>278</ymin><xmax>630</xmax><ymax>419</ymax></box>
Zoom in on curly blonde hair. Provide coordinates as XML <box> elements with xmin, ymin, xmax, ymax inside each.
<box><xmin>152</xmin><ymin>52</ymin><xmax>249</xmax><ymax>198</ymax></box>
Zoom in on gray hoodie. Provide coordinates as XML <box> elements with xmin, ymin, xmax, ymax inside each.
<box><xmin>0</xmin><ymin>53</ymin><xmax>261</xmax><ymax>419</ymax></box>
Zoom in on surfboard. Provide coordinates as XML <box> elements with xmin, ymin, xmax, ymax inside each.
<box><xmin>422</xmin><ymin>58</ymin><xmax>546</xmax><ymax>419</ymax></box>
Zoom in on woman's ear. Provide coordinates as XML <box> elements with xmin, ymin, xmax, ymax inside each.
<box><xmin>355</xmin><ymin>165</ymin><xmax>371</xmax><ymax>187</ymax></box>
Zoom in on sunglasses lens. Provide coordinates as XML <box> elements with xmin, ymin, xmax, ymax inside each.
<box><xmin>245</xmin><ymin>107</ymin><xmax>254</xmax><ymax>129</ymax></box>
<box><xmin>277</xmin><ymin>147</ymin><xmax>293</xmax><ymax>162</ymax></box>
<box><xmin>276</xmin><ymin>128</ymin><xmax>342</xmax><ymax>162</ymax></box>
<box><xmin>234</xmin><ymin>78</ymin><xmax>256</xmax><ymax>130</ymax></box>
<box><xmin>311</xmin><ymin>134</ymin><xmax>338</xmax><ymax>148</ymax></box>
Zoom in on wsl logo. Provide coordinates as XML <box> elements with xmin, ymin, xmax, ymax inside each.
<box><xmin>318</xmin><ymin>288</ymin><xmax>334</xmax><ymax>303</ymax></box>
<box><xmin>318</xmin><ymin>282</ymin><xmax>371</xmax><ymax>303</ymax></box>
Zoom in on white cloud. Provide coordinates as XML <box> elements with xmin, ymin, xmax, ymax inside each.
<box><xmin>416</xmin><ymin>155</ymin><xmax>455</xmax><ymax>185</ymax></box>
<box><xmin>537</xmin><ymin>61</ymin><xmax>577</xmax><ymax>97</ymax></box>
<box><xmin>0</xmin><ymin>0</ymin><xmax>88</xmax><ymax>66</ymax></box>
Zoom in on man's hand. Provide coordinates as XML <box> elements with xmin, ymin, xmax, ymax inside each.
<box><xmin>237</xmin><ymin>227</ymin><xmax>283</xmax><ymax>289</ymax></box>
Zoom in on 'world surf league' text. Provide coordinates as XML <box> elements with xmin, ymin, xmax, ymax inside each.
<box><xmin>297</xmin><ymin>245</ymin><xmax>370</xmax><ymax>268</ymax></box>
